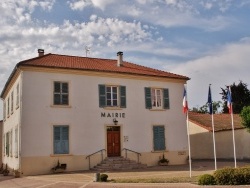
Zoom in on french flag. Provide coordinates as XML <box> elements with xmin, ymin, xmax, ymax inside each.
<box><xmin>183</xmin><ymin>87</ymin><xmax>188</xmax><ymax>113</ymax></box>
<box><xmin>227</xmin><ymin>86</ymin><xmax>232</xmax><ymax>114</ymax></box>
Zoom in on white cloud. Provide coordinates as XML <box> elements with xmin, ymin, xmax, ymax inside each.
<box><xmin>170</xmin><ymin>38</ymin><xmax>250</xmax><ymax>108</ymax></box>
<box><xmin>68</xmin><ymin>0</ymin><xmax>114</xmax><ymax>10</ymax></box>
<box><xmin>0</xmin><ymin>0</ymin><xmax>55</xmax><ymax>24</ymax></box>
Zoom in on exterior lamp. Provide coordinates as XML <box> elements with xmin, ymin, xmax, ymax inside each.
<box><xmin>113</xmin><ymin>118</ymin><xmax>118</xmax><ymax>125</ymax></box>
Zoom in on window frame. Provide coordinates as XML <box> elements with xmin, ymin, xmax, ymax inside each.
<box><xmin>7</xmin><ymin>97</ymin><xmax>10</xmax><ymax>117</ymax></box>
<box><xmin>99</xmin><ymin>84</ymin><xmax>126</xmax><ymax>108</ymax></box>
<box><xmin>151</xmin><ymin>88</ymin><xmax>163</xmax><ymax>109</ymax></box>
<box><xmin>14</xmin><ymin>127</ymin><xmax>18</xmax><ymax>158</ymax></box>
<box><xmin>53</xmin><ymin>81</ymin><xmax>69</xmax><ymax>106</ymax></box>
<box><xmin>16</xmin><ymin>83</ymin><xmax>19</xmax><ymax>108</ymax></box>
<box><xmin>11</xmin><ymin>91</ymin><xmax>14</xmax><ymax>114</ymax></box>
<box><xmin>106</xmin><ymin>86</ymin><xmax>119</xmax><ymax>107</ymax></box>
<box><xmin>145</xmin><ymin>87</ymin><xmax>169</xmax><ymax>110</ymax></box>
<box><xmin>53</xmin><ymin>125</ymin><xmax>69</xmax><ymax>155</ymax></box>
<box><xmin>3</xmin><ymin>101</ymin><xmax>6</xmax><ymax>120</ymax></box>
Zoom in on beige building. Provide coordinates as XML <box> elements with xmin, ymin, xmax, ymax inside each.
<box><xmin>189</xmin><ymin>112</ymin><xmax>250</xmax><ymax>160</ymax></box>
<box><xmin>0</xmin><ymin>120</ymin><xmax>2</xmax><ymax>165</ymax></box>
<box><xmin>1</xmin><ymin>50</ymin><xmax>189</xmax><ymax>175</ymax></box>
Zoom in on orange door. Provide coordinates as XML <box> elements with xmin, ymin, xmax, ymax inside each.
<box><xmin>107</xmin><ymin>127</ymin><xmax>120</xmax><ymax>157</ymax></box>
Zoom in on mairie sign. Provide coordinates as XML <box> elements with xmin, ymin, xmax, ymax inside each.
<box><xmin>101</xmin><ymin>112</ymin><xmax>125</xmax><ymax>118</ymax></box>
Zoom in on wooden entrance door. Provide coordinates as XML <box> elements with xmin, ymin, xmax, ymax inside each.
<box><xmin>107</xmin><ymin>126</ymin><xmax>120</xmax><ymax>157</ymax></box>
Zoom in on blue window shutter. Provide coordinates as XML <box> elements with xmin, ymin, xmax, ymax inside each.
<box><xmin>145</xmin><ymin>87</ymin><xmax>152</xmax><ymax>109</ymax></box>
<box><xmin>120</xmin><ymin>86</ymin><xmax>126</xmax><ymax>108</ymax></box>
<box><xmin>163</xmin><ymin>88</ymin><xmax>170</xmax><ymax>109</ymax></box>
<box><xmin>153</xmin><ymin>126</ymin><xmax>165</xmax><ymax>151</ymax></box>
<box><xmin>54</xmin><ymin>127</ymin><xmax>61</xmax><ymax>154</ymax></box>
<box><xmin>99</xmin><ymin>85</ymin><xmax>106</xmax><ymax>107</ymax></box>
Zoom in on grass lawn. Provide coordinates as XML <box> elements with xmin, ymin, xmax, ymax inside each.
<box><xmin>111</xmin><ymin>176</ymin><xmax>199</xmax><ymax>184</ymax></box>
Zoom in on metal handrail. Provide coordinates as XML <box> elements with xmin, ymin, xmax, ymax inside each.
<box><xmin>86</xmin><ymin>149</ymin><xmax>106</xmax><ymax>169</ymax></box>
<box><xmin>121</xmin><ymin>148</ymin><xmax>141</xmax><ymax>163</ymax></box>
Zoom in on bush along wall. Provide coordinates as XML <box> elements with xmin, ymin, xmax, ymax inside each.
<box><xmin>198</xmin><ymin>166</ymin><xmax>250</xmax><ymax>185</ymax></box>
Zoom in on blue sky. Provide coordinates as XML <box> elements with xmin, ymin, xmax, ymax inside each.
<box><xmin>1</xmin><ymin>0</ymin><xmax>250</xmax><ymax>118</ymax></box>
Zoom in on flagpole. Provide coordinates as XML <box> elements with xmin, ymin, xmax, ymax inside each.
<box><xmin>228</xmin><ymin>86</ymin><xmax>237</xmax><ymax>168</ymax></box>
<box><xmin>186</xmin><ymin>110</ymin><xmax>192</xmax><ymax>177</ymax></box>
<box><xmin>209</xmin><ymin>85</ymin><xmax>217</xmax><ymax>170</ymax></box>
<box><xmin>230</xmin><ymin>102</ymin><xmax>237</xmax><ymax>168</ymax></box>
<box><xmin>185</xmin><ymin>85</ymin><xmax>192</xmax><ymax>177</ymax></box>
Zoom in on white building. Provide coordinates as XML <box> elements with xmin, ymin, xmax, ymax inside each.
<box><xmin>1</xmin><ymin>50</ymin><xmax>189</xmax><ymax>175</ymax></box>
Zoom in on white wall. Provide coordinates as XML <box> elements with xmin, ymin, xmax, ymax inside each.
<box><xmin>21</xmin><ymin>70</ymin><xmax>187</xmax><ymax>158</ymax></box>
<box><xmin>2</xmin><ymin>73</ymin><xmax>22</xmax><ymax>170</ymax></box>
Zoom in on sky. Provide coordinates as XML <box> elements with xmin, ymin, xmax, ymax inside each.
<box><xmin>1</xmin><ymin>0</ymin><xmax>250</xmax><ymax>118</ymax></box>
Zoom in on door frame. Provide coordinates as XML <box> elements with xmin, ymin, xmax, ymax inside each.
<box><xmin>105</xmin><ymin>125</ymin><xmax>122</xmax><ymax>157</ymax></box>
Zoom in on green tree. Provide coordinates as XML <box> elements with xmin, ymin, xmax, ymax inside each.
<box><xmin>240</xmin><ymin>106</ymin><xmax>250</xmax><ymax>132</ymax></box>
<box><xmin>221</xmin><ymin>81</ymin><xmax>250</xmax><ymax>114</ymax></box>
<box><xmin>191</xmin><ymin>101</ymin><xmax>222</xmax><ymax>114</ymax></box>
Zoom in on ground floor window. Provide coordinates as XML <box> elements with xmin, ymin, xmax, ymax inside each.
<box><xmin>15</xmin><ymin>127</ymin><xmax>18</xmax><ymax>158</ymax></box>
<box><xmin>153</xmin><ymin>126</ymin><xmax>166</xmax><ymax>151</ymax></box>
<box><xmin>53</xmin><ymin>126</ymin><xmax>69</xmax><ymax>154</ymax></box>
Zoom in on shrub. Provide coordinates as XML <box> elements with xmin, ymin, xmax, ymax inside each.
<box><xmin>214</xmin><ymin>167</ymin><xmax>236</xmax><ymax>185</ymax></box>
<box><xmin>198</xmin><ymin>174</ymin><xmax>215</xmax><ymax>185</ymax></box>
<box><xmin>214</xmin><ymin>166</ymin><xmax>250</xmax><ymax>185</ymax></box>
<box><xmin>100</xmin><ymin>174</ymin><xmax>108</xmax><ymax>182</ymax></box>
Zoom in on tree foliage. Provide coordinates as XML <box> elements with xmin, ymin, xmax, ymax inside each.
<box><xmin>221</xmin><ymin>81</ymin><xmax>250</xmax><ymax>114</ymax></box>
<box><xmin>192</xmin><ymin>101</ymin><xmax>222</xmax><ymax>114</ymax></box>
<box><xmin>240</xmin><ymin>106</ymin><xmax>250</xmax><ymax>132</ymax></box>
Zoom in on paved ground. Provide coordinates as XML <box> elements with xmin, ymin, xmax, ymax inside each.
<box><xmin>0</xmin><ymin>160</ymin><xmax>250</xmax><ymax>188</ymax></box>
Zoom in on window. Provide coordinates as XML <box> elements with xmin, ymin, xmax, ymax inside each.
<box><xmin>16</xmin><ymin>84</ymin><xmax>19</xmax><ymax>108</ymax></box>
<box><xmin>6</xmin><ymin>132</ymin><xmax>9</xmax><ymax>156</ymax></box>
<box><xmin>15</xmin><ymin>127</ymin><xmax>18</xmax><ymax>158</ymax></box>
<box><xmin>53</xmin><ymin>126</ymin><xmax>69</xmax><ymax>154</ymax></box>
<box><xmin>11</xmin><ymin>91</ymin><xmax>14</xmax><ymax>113</ymax></box>
<box><xmin>3</xmin><ymin>101</ymin><xmax>6</xmax><ymax>120</ymax></box>
<box><xmin>153</xmin><ymin>126</ymin><xmax>166</xmax><ymax>151</ymax></box>
<box><xmin>7</xmin><ymin>97</ymin><xmax>10</xmax><ymax>117</ymax></box>
<box><xmin>10</xmin><ymin>130</ymin><xmax>12</xmax><ymax>157</ymax></box>
<box><xmin>145</xmin><ymin>87</ymin><xmax>169</xmax><ymax>109</ymax></box>
<box><xmin>99</xmin><ymin>85</ymin><xmax>126</xmax><ymax>108</ymax></box>
<box><xmin>3</xmin><ymin>134</ymin><xmax>5</xmax><ymax>156</ymax></box>
<box><xmin>53</xmin><ymin>82</ymin><xmax>69</xmax><ymax>105</ymax></box>
<box><xmin>151</xmin><ymin>89</ymin><xmax>162</xmax><ymax>108</ymax></box>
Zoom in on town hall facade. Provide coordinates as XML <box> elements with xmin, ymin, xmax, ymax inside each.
<box><xmin>1</xmin><ymin>50</ymin><xmax>189</xmax><ymax>175</ymax></box>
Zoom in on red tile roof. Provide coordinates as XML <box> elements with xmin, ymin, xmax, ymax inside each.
<box><xmin>1</xmin><ymin>52</ymin><xmax>189</xmax><ymax>98</ymax></box>
<box><xmin>189</xmin><ymin>112</ymin><xmax>243</xmax><ymax>132</ymax></box>
<box><xmin>18</xmin><ymin>53</ymin><xmax>189</xmax><ymax>80</ymax></box>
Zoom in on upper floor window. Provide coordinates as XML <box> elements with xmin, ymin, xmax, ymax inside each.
<box><xmin>7</xmin><ymin>97</ymin><xmax>10</xmax><ymax>117</ymax></box>
<box><xmin>11</xmin><ymin>91</ymin><xmax>14</xmax><ymax>113</ymax></box>
<box><xmin>53</xmin><ymin>82</ymin><xmax>69</xmax><ymax>105</ymax></box>
<box><xmin>3</xmin><ymin>101</ymin><xmax>6</xmax><ymax>120</ymax></box>
<box><xmin>145</xmin><ymin>87</ymin><xmax>169</xmax><ymax>110</ymax></box>
<box><xmin>99</xmin><ymin>85</ymin><xmax>126</xmax><ymax>108</ymax></box>
<box><xmin>16</xmin><ymin>84</ymin><xmax>19</xmax><ymax>108</ymax></box>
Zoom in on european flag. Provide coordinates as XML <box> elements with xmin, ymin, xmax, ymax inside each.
<box><xmin>208</xmin><ymin>85</ymin><xmax>212</xmax><ymax>114</ymax></box>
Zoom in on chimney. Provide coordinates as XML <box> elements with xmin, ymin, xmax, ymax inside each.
<box><xmin>117</xmin><ymin>51</ymin><xmax>123</xmax><ymax>67</ymax></box>
<box><xmin>38</xmin><ymin>49</ymin><xmax>44</xmax><ymax>57</ymax></box>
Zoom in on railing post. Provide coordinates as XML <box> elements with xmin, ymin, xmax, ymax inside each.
<box><xmin>137</xmin><ymin>153</ymin><xmax>139</xmax><ymax>163</ymax></box>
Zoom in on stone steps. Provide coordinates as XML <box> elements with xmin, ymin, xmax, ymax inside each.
<box><xmin>92</xmin><ymin>156</ymin><xmax>147</xmax><ymax>171</ymax></box>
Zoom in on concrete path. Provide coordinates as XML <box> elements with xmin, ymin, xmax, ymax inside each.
<box><xmin>0</xmin><ymin>161</ymin><xmax>249</xmax><ymax>188</ymax></box>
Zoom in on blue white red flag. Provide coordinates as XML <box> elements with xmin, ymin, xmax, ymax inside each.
<box><xmin>227</xmin><ymin>86</ymin><xmax>232</xmax><ymax>114</ymax></box>
<box><xmin>183</xmin><ymin>87</ymin><xmax>188</xmax><ymax>113</ymax></box>
<box><xmin>207</xmin><ymin>85</ymin><xmax>213</xmax><ymax>115</ymax></box>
